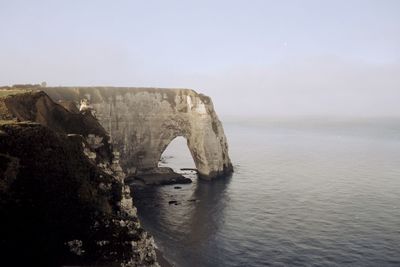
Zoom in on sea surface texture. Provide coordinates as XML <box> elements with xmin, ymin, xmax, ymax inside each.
<box><xmin>132</xmin><ymin>118</ymin><xmax>400</xmax><ymax>267</ymax></box>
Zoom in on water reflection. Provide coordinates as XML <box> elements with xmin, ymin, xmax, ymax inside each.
<box><xmin>132</xmin><ymin>119</ymin><xmax>400</xmax><ymax>266</ymax></box>
<box><xmin>185</xmin><ymin>176</ymin><xmax>232</xmax><ymax>246</ymax></box>
<box><xmin>131</xmin><ymin>174</ymin><xmax>232</xmax><ymax>266</ymax></box>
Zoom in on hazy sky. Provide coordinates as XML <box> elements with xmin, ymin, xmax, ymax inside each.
<box><xmin>1</xmin><ymin>0</ymin><xmax>399</xmax><ymax>117</ymax></box>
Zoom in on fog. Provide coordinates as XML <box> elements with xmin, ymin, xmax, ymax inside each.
<box><xmin>1</xmin><ymin>0</ymin><xmax>399</xmax><ymax>118</ymax></box>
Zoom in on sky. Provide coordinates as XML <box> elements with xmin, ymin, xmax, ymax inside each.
<box><xmin>1</xmin><ymin>0</ymin><xmax>400</xmax><ymax>117</ymax></box>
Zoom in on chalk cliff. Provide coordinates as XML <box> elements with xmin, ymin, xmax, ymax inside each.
<box><xmin>0</xmin><ymin>91</ymin><xmax>159</xmax><ymax>266</ymax></box>
<box><xmin>42</xmin><ymin>87</ymin><xmax>233</xmax><ymax>179</ymax></box>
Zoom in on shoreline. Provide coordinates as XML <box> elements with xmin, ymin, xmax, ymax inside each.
<box><xmin>155</xmin><ymin>248</ymin><xmax>173</xmax><ymax>267</ymax></box>
<box><xmin>132</xmin><ymin>170</ymin><xmax>197</xmax><ymax>267</ymax></box>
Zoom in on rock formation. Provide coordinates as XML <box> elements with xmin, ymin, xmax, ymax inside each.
<box><xmin>41</xmin><ymin>87</ymin><xmax>233</xmax><ymax>180</ymax></box>
<box><xmin>0</xmin><ymin>91</ymin><xmax>159</xmax><ymax>266</ymax></box>
<box><xmin>0</xmin><ymin>85</ymin><xmax>232</xmax><ymax>266</ymax></box>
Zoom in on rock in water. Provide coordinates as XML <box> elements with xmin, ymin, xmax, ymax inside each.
<box><xmin>133</xmin><ymin>167</ymin><xmax>192</xmax><ymax>185</ymax></box>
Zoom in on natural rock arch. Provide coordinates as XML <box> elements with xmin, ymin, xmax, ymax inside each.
<box><xmin>158</xmin><ymin>136</ymin><xmax>196</xmax><ymax>169</ymax></box>
<box><xmin>43</xmin><ymin>87</ymin><xmax>233</xmax><ymax>179</ymax></box>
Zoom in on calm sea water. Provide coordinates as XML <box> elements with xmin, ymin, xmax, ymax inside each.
<box><xmin>131</xmin><ymin>117</ymin><xmax>400</xmax><ymax>267</ymax></box>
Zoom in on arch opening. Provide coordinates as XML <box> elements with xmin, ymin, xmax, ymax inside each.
<box><xmin>158</xmin><ymin>136</ymin><xmax>198</xmax><ymax>178</ymax></box>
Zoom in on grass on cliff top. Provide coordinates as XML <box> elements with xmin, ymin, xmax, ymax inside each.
<box><xmin>0</xmin><ymin>90</ymin><xmax>26</xmax><ymax>98</ymax></box>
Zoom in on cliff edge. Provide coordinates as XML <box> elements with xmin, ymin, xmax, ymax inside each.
<box><xmin>0</xmin><ymin>91</ymin><xmax>159</xmax><ymax>266</ymax></box>
<box><xmin>41</xmin><ymin>87</ymin><xmax>233</xmax><ymax>180</ymax></box>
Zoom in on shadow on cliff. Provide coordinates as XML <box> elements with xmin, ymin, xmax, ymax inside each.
<box><xmin>0</xmin><ymin>91</ymin><xmax>158</xmax><ymax>267</ymax></box>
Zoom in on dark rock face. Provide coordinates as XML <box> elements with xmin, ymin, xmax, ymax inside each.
<box><xmin>0</xmin><ymin>91</ymin><xmax>158</xmax><ymax>267</ymax></box>
<box><xmin>0</xmin><ymin>122</ymin><xmax>116</xmax><ymax>265</ymax></box>
<box><xmin>1</xmin><ymin>91</ymin><xmax>113</xmax><ymax>164</ymax></box>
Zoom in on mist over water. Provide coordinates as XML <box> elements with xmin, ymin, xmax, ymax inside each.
<box><xmin>132</xmin><ymin>117</ymin><xmax>400</xmax><ymax>267</ymax></box>
<box><xmin>2</xmin><ymin>1</ymin><xmax>400</xmax><ymax>118</ymax></box>
<box><xmin>1</xmin><ymin>1</ymin><xmax>400</xmax><ymax>266</ymax></box>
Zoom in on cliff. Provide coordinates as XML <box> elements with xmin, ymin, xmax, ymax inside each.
<box><xmin>41</xmin><ymin>87</ymin><xmax>233</xmax><ymax>180</ymax></box>
<box><xmin>0</xmin><ymin>91</ymin><xmax>159</xmax><ymax>266</ymax></box>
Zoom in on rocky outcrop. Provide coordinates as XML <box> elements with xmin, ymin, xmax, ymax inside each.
<box><xmin>130</xmin><ymin>167</ymin><xmax>192</xmax><ymax>186</ymax></box>
<box><xmin>0</xmin><ymin>91</ymin><xmax>159</xmax><ymax>266</ymax></box>
<box><xmin>0</xmin><ymin>91</ymin><xmax>115</xmax><ymax>165</ymax></box>
<box><xmin>41</xmin><ymin>87</ymin><xmax>233</xmax><ymax>180</ymax></box>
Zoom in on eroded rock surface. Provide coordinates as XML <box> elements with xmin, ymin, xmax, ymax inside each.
<box><xmin>0</xmin><ymin>91</ymin><xmax>159</xmax><ymax>267</ymax></box>
<box><xmin>41</xmin><ymin>87</ymin><xmax>233</xmax><ymax>179</ymax></box>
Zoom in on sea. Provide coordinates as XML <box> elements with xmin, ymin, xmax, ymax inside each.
<box><xmin>131</xmin><ymin>117</ymin><xmax>400</xmax><ymax>267</ymax></box>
